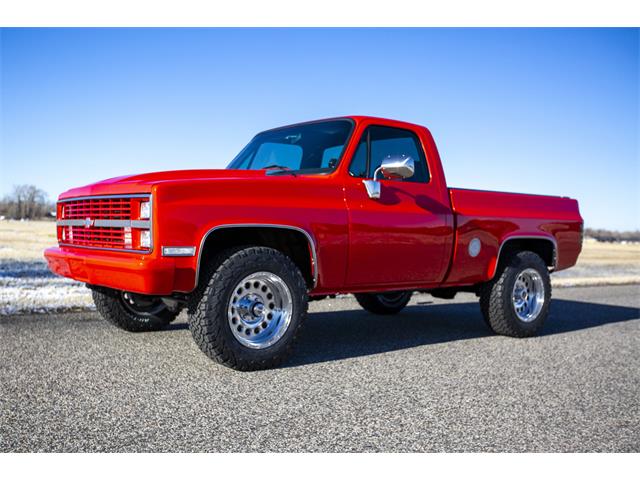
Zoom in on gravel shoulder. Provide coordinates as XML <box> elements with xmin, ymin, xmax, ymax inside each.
<box><xmin>1</xmin><ymin>285</ymin><xmax>639</xmax><ymax>452</ymax></box>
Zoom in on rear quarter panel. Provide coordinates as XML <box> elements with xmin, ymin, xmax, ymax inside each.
<box><xmin>445</xmin><ymin>188</ymin><xmax>583</xmax><ymax>285</ymax></box>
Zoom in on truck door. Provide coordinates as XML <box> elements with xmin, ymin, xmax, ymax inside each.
<box><xmin>344</xmin><ymin>125</ymin><xmax>453</xmax><ymax>287</ymax></box>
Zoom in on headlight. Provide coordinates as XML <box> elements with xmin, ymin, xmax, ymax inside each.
<box><xmin>139</xmin><ymin>201</ymin><xmax>151</xmax><ymax>219</ymax></box>
<box><xmin>140</xmin><ymin>230</ymin><xmax>151</xmax><ymax>249</ymax></box>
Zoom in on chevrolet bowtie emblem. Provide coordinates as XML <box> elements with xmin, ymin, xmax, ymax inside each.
<box><xmin>84</xmin><ymin>217</ymin><xmax>94</xmax><ymax>228</ymax></box>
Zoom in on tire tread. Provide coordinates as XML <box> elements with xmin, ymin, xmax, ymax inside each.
<box><xmin>354</xmin><ymin>291</ymin><xmax>412</xmax><ymax>315</ymax></box>
<box><xmin>188</xmin><ymin>246</ymin><xmax>308</xmax><ymax>371</ymax></box>
<box><xmin>92</xmin><ymin>288</ymin><xmax>179</xmax><ymax>332</ymax></box>
<box><xmin>479</xmin><ymin>250</ymin><xmax>551</xmax><ymax>337</ymax></box>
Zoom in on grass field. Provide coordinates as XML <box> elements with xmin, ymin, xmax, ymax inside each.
<box><xmin>0</xmin><ymin>220</ymin><xmax>56</xmax><ymax>261</ymax></box>
<box><xmin>552</xmin><ymin>239</ymin><xmax>640</xmax><ymax>287</ymax></box>
<box><xmin>1</xmin><ymin>220</ymin><xmax>639</xmax><ymax>314</ymax></box>
<box><xmin>574</xmin><ymin>240</ymin><xmax>640</xmax><ymax>265</ymax></box>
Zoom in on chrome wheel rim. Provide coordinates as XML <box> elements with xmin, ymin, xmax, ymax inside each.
<box><xmin>512</xmin><ymin>268</ymin><xmax>545</xmax><ymax>322</ymax></box>
<box><xmin>227</xmin><ymin>272</ymin><xmax>293</xmax><ymax>349</ymax></box>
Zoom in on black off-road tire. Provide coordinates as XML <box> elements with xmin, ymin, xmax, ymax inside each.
<box><xmin>355</xmin><ymin>291</ymin><xmax>412</xmax><ymax>315</ymax></box>
<box><xmin>188</xmin><ymin>246</ymin><xmax>308</xmax><ymax>371</ymax></box>
<box><xmin>92</xmin><ymin>288</ymin><xmax>180</xmax><ymax>332</ymax></box>
<box><xmin>479</xmin><ymin>250</ymin><xmax>551</xmax><ymax>337</ymax></box>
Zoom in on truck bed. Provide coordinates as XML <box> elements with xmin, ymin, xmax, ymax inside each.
<box><xmin>443</xmin><ymin>187</ymin><xmax>583</xmax><ymax>286</ymax></box>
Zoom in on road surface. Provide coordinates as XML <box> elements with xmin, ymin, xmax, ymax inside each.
<box><xmin>1</xmin><ymin>284</ymin><xmax>639</xmax><ymax>452</ymax></box>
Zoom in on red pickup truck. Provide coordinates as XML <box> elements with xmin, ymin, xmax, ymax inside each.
<box><xmin>45</xmin><ymin>116</ymin><xmax>583</xmax><ymax>370</ymax></box>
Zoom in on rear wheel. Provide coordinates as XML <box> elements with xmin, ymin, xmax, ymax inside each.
<box><xmin>355</xmin><ymin>291</ymin><xmax>412</xmax><ymax>315</ymax></box>
<box><xmin>479</xmin><ymin>250</ymin><xmax>551</xmax><ymax>337</ymax></box>
<box><xmin>92</xmin><ymin>288</ymin><xmax>180</xmax><ymax>332</ymax></box>
<box><xmin>188</xmin><ymin>246</ymin><xmax>308</xmax><ymax>371</ymax></box>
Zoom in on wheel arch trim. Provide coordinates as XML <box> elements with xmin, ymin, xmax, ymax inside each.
<box><xmin>194</xmin><ymin>223</ymin><xmax>319</xmax><ymax>289</ymax></box>
<box><xmin>490</xmin><ymin>234</ymin><xmax>558</xmax><ymax>280</ymax></box>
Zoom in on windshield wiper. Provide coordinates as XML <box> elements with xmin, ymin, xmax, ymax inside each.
<box><xmin>263</xmin><ymin>165</ymin><xmax>297</xmax><ymax>176</ymax></box>
<box><xmin>263</xmin><ymin>164</ymin><xmax>291</xmax><ymax>170</ymax></box>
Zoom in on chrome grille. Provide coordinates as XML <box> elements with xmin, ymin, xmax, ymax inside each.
<box><xmin>57</xmin><ymin>194</ymin><xmax>151</xmax><ymax>252</ymax></box>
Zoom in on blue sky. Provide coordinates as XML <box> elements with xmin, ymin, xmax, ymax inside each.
<box><xmin>1</xmin><ymin>28</ymin><xmax>638</xmax><ymax>230</ymax></box>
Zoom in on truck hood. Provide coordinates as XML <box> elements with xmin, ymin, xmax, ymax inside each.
<box><xmin>58</xmin><ymin>169</ymin><xmax>267</xmax><ymax>200</ymax></box>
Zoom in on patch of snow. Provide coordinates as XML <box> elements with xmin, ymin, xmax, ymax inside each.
<box><xmin>0</xmin><ymin>260</ymin><xmax>93</xmax><ymax>315</ymax></box>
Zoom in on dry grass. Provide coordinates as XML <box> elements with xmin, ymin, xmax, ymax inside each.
<box><xmin>552</xmin><ymin>239</ymin><xmax>640</xmax><ymax>287</ymax></box>
<box><xmin>576</xmin><ymin>239</ymin><xmax>640</xmax><ymax>265</ymax></box>
<box><xmin>0</xmin><ymin>220</ymin><xmax>57</xmax><ymax>261</ymax></box>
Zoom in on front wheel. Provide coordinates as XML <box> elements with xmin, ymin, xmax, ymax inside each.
<box><xmin>92</xmin><ymin>288</ymin><xmax>180</xmax><ymax>332</ymax></box>
<box><xmin>188</xmin><ymin>246</ymin><xmax>308</xmax><ymax>371</ymax></box>
<box><xmin>355</xmin><ymin>291</ymin><xmax>412</xmax><ymax>315</ymax></box>
<box><xmin>479</xmin><ymin>250</ymin><xmax>551</xmax><ymax>337</ymax></box>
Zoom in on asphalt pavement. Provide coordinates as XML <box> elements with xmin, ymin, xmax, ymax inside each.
<box><xmin>1</xmin><ymin>284</ymin><xmax>639</xmax><ymax>452</ymax></box>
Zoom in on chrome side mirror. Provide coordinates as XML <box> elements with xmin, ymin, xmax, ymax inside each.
<box><xmin>379</xmin><ymin>156</ymin><xmax>415</xmax><ymax>180</ymax></box>
<box><xmin>362</xmin><ymin>156</ymin><xmax>415</xmax><ymax>199</ymax></box>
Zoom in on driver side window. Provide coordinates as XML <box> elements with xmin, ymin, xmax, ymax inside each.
<box><xmin>348</xmin><ymin>126</ymin><xmax>430</xmax><ymax>183</ymax></box>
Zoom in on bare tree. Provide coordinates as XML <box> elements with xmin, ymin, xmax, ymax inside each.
<box><xmin>0</xmin><ymin>185</ymin><xmax>53</xmax><ymax>219</ymax></box>
<box><xmin>584</xmin><ymin>228</ymin><xmax>640</xmax><ymax>243</ymax></box>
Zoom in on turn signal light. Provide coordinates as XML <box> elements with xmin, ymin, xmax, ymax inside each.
<box><xmin>140</xmin><ymin>230</ymin><xmax>151</xmax><ymax>249</ymax></box>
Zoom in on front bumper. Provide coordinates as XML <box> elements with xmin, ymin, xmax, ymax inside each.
<box><xmin>44</xmin><ymin>246</ymin><xmax>177</xmax><ymax>295</ymax></box>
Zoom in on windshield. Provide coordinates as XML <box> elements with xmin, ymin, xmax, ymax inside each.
<box><xmin>227</xmin><ymin>119</ymin><xmax>354</xmax><ymax>174</ymax></box>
